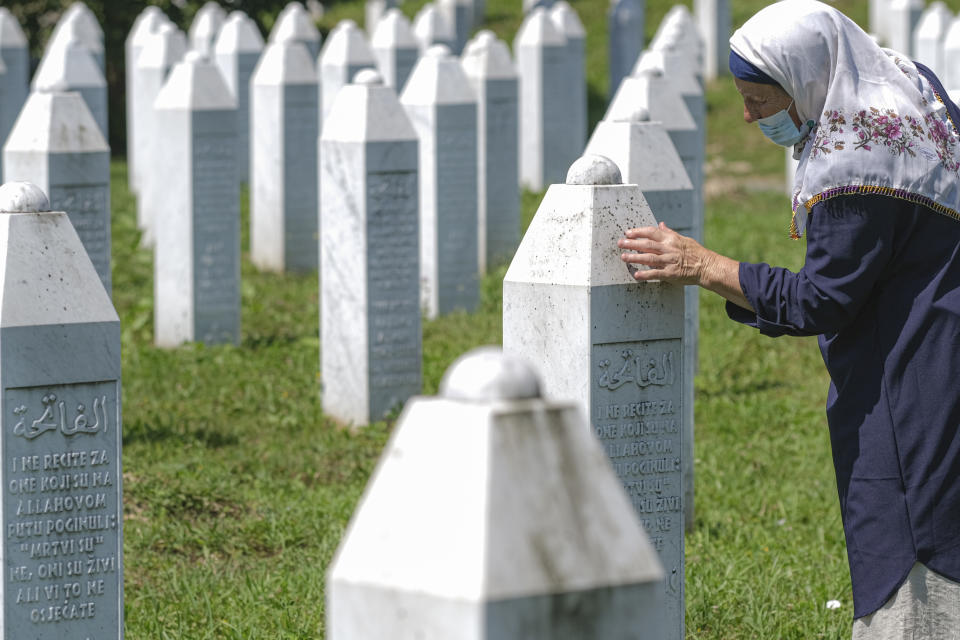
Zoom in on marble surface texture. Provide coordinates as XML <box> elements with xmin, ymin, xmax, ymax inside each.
<box><xmin>319</xmin><ymin>20</ymin><xmax>378</xmax><ymax>122</ymax></box>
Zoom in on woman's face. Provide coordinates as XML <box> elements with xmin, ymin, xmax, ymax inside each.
<box><xmin>734</xmin><ymin>77</ymin><xmax>801</xmax><ymax>127</ymax></box>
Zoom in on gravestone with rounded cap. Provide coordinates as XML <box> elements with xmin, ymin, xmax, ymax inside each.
<box><xmin>503</xmin><ymin>154</ymin><xmax>685</xmax><ymax>640</ymax></box>
<box><xmin>3</xmin><ymin>92</ymin><xmax>112</xmax><ymax>296</ymax></box>
<box><xmin>215</xmin><ymin>11</ymin><xmax>264</xmax><ymax>184</ymax></box>
<box><xmin>319</xmin><ymin>20</ymin><xmax>378</xmax><ymax>122</ymax></box>
<box><xmin>515</xmin><ymin>7</ymin><xmax>568</xmax><ymax>189</ymax></box>
<box><xmin>461</xmin><ymin>30</ymin><xmax>519</xmax><ymax>273</ymax></box>
<box><xmin>125</xmin><ymin>6</ymin><xmax>166</xmax><ymax>192</ymax></box>
<box><xmin>153</xmin><ymin>52</ymin><xmax>240</xmax><ymax>347</ymax></box>
<box><xmin>270</xmin><ymin>3</ymin><xmax>322</xmax><ymax>61</ymax></box>
<box><xmin>0</xmin><ymin>180</ymin><xmax>122</xmax><ymax>640</ymax></box>
<box><xmin>250</xmin><ymin>34</ymin><xmax>319</xmax><ymax>272</ymax></box>
<box><xmin>401</xmin><ymin>45</ymin><xmax>479</xmax><ymax>318</ymax></box>
<box><xmin>320</xmin><ymin>69</ymin><xmax>421</xmax><ymax>426</ymax></box>
<box><xmin>371</xmin><ymin>8</ymin><xmax>419</xmax><ymax>91</ymax></box>
<box><xmin>327</xmin><ymin>346</ymin><xmax>665</xmax><ymax>639</ymax></box>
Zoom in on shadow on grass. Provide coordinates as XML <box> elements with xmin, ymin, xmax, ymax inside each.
<box><xmin>698</xmin><ymin>380</ymin><xmax>788</xmax><ymax>398</ymax></box>
<box><xmin>123</xmin><ymin>418</ymin><xmax>240</xmax><ymax>449</ymax></box>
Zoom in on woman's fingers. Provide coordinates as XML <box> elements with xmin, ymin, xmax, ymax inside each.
<box><xmin>622</xmin><ymin>226</ymin><xmax>662</xmax><ymax>240</ymax></box>
<box><xmin>618</xmin><ymin>237</ymin><xmax>665</xmax><ymax>253</ymax></box>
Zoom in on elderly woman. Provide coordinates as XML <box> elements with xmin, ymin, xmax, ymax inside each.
<box><xmin>619</xmin><ymin>1</ymin><xmax>960</xmax><ymax>637</ymax></box>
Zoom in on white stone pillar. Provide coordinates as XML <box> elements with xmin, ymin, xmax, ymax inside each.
<box><xmin>503</xmin><ymin>154</ymin><xmax>684</xmax><ymax>639</ymax></box>
<box><xmin>651</xmin><ymin>5</ymin><xmax>703</xmax><ymax>86</ymax></box>
<box><xmin>125</xmin><ymin>6</ymin><xmax>166</xmax><ymax>193</ymax></box>
<box><xmin>33</xmin><ymin>22</ymin><xmax>108</xmax><ymax>141</ymax></box>
<box><xmin>319</xmin><ymin>20</ymin><xmax>378</xmax><ymax>123</ymax></box>
<box><xmin>437</xmin><ymin>0</ymin><xmax>474</xmax><ymax>54</ymax></box>
<box><xmin>401</xmin><ymin>45</ymin><xmax>479</xmax><ymax>318</ymax></box>
<box><xmin>371</xmin><ymin>8</ymin><xmax>420</xmax><ymax>91</ymax></box>
<box><xmin>250</xmin><ymin>37</ymin><xmax>319</xmax><ymax>273</ymax></box>
<box><xmin>327</xmin><ymin>346</ymin><xmax>665</xmax><ymax>639</ymax></box>
<box><xmin>188</xmin><ymin>1</ymin><xmax>227</xmax><ymax>57</ymax></box>
<box><xmin>365</xmin><ymin>0</ymin><xmax>398</xmax><ymax>35</ymax></box>
<box><xmin>608</xmin><ymin>0</ymin><xmax>644</xmax><ymax>100</ymax></box>
<box><xmin>412</xmin><ymin>4</ymin><xmax>455</xmax><ymax>54</ymax></box>
<box><xmin>4</xmin><ymin>92</ymin><xmax>112</xmax><ymax>295</ymax></box>
<box><xmin>515</xmin><ymin>7</ymin><xmax>568</xmax><ymax>190</ymax></box>
<box><xmin>270</xmin><ymin>2</ymin><xmax>322</xmax><ymax>62</ymax></box>
<box><xmin>0</xmin><ymin>10</ymin><xmax>29</xmax><ymax>183</ymax></box>
<box><xmin>914</xmin><ymin>2</ymin><xmax>953</xmax><ymax>78</ymax></box>
<box><xmin>320</xmin><ymin>69</ymin><xmax>421</xmax><ymax>426</ymax></box>
<box><xmin>51</xmin><ymin>3</ymin><xmax>105</xmax><ymax>72</ymax></box>
<box><xmin>549</xmin><ymin>1</ymin><xmax>586</xmax><ymax>166</ymax></box>
<box><xmin>694</xmin><ymin>0</ymin><xmax>729</xmax><ymax>81</ymax></box>
<box><xmin>153</xmin><ymin>52</ymin><xmax>240</xmax><ymax>347</ymax></box>
<box><xmin>215</xmin><ymin>11</ymin><xmax>265</xmax><ymax>185</ymax></box>
<box><xmin>135</xmin><ymin>24</ymin><xmax>187</xmax><ymax>243</ymax></box>
<box><xmin>462</xmin><ymin>30</ymin><xmax>519</xmax><ymax>273</ymax></box>
<box><xmin>886</xmin><ymin>0</ymin><xmax>924</xmax><ymax>57</ymax></box>
<box><xmin>0</xmin><ymin>180</ymin><xmax>122</xmax><ymax>640</ymax></box>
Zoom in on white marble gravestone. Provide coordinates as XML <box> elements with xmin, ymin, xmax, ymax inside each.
<box><xmin>694</xmin><ymin>0</ymin><xmax>729</xmax><ymax>81</ymax></box>
<box><xmin>366</xmin><ymin>0</ymin><xmax>398</xmax><ymax>35</ymax></box>
<box><xmin>3</xmin><ymin>92</ymin><xmax>112</xmax><ymax>296</ymax></box>
<box><xmin>270</xmin><ymin>2</ymin><xmax>322</xmax><ymax>62</ymax></box>
<box><xmin>371</xmin><ymin>8</ymin><xmax>420</xmax><ymax>91</ymax></box>
<box><xmin>437</xmin><ymin>0</ymin><xmax>473</xmax><ymax>54</ymax></box>
<box><xmin>153</xmin><ymin>52</ymin><xmax>240</xmax><ymax>347</ymax></box>
<box><xmin>944</xmin><ymin>16</ymin><xmax>960</xmax><ymax>90</ymax></box>
<box><xmin>401</xmin><ymin>45</ymin><xmax>479</xmax><ymax>318</ymax></box>
<box><xmin>651</xmin><ymin>5</ymin><xmax>703</xmax><ymax>81</ymax></box>
<box><xmin>870</xmin><ymin>0</ymin><xmax>891</xmax><ymax>44</ymax></box>
<box><xmin>327</xmin><ymin>346</ymin><xmax>665</xmax><ymax>639</ymax></box>
<box><xmin>584</xmin><ymin>108</ymin><xmax>698</xmax><ymax>536</ymax></box>
<box><xmin>319</xmin><ymin>20</ymin><xmax>378</xmax><ymax>123</ymax></box>
<box><xmin>549</xmin><ymin>2</ymin><xmax>586</xmax><ymax>168</ymax></box>
<box><xmin>887</xmin><ymin>0</ymin><xmax>924</xmax><ymax>57</ymax></box>
<box><xmin>32</xmin><ymin>22</ymin><xmax>108</xmax><ymax>142</ymax></box>
<box><xmin>413</xmin><ymin>4</ymin><xmax>455</xmax><ymax>54</ymax></box>
<box><xmin>462</xmin><ymin>31</ymin><xmax>519</xmax><ymax>273</ymax></box>
<box><xmin>188</xmin><ymin>1</ymin><xmax>226</xmax><ymax>57</ymax></box>
<box><xmin>0</xmin><ymin>180</ymin><xmax>122</xmax><ymax>640</ymax></box>
<box><xmin>0</xmin><ymin>10</ymin><xmax>29</xmax><ymax>184</ymax></box>
<box><xmin>320</xmin><ymin>69</ymin><xmax>421</xmax><ymax>426</ymax></box>
<box><xmin>50</xmin><ymin>3</ymin><xmax>104</xmax><ymax>72</ymax></box>
<box><xmin>215</xmin><ymin>11</ymin><xmax>264</xmax><ymax>184</ymax></box>
<box><xmin>608</xmin><ymin>0</ymin><xmax>644</xmax><ymax>100</ymax></box>
<box><xmin>125</xmin><ymin>6</ymin><xmax>166</xmax><ymax>193</ymax></box>
<box><xmin>516</xmin><ymin>7</ymin><xmax>568</xmax><ymax>190</ymax></box>
<box><xmin>250</xmin><ymin>37</ymin><xmax>319</xmax><ymax>273</ymax></box>
<box><xmin>135</xmin><ymin>24</ymin><xmax>187</xmax><ymax>242</ymax></box>
<box><xmin>503</xmin><ymin>155</ymin><xmax>685</xmax><ymax>640</ymax></box>
<box><xmin>914</xmin><ymin>1</ymin><xmax>953</xmax><ymax>79</ymax></box>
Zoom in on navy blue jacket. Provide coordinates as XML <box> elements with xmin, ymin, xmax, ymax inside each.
<box><xmin>727</xmin><ymin>194</ymin><xmax>960</xmax><ymax>618</ymax></box>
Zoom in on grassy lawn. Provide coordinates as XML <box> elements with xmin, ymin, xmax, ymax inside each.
<box><xmin>107</xmin><ymin>0</ymin><xmax>954</xmax><ymax>637</ymax></box>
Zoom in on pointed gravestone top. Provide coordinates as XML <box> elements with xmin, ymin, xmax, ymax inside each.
<box><xmin>138</xmin><ymin>23</ymin><xmax>188</xmax><ymax>70</ymax></box>
<box><xmin>127</xmin><ymin>6</ymin><xmax>167</xmax><ymax>49</ymax></box>
<box><xmin>253</xmin><ymin>36</ymin><xmax>316</xmax><ymax>85</ymax></box>
<box><xmin>269</xmin><ymin>2</ymin><xmax>321</xmax><ymax>49</ymax></box>
<box><xmin>371</xmin><ymin>8</ymin><xmax>418</xmax><ymax>48</ymax></box>
<box><xmin>917</xmin><ymin>0</ymin><xmax>953</xmax><ymax>33</ymax></box>
<box><xmin>401</xmin><ymin>44</ymin><xmax>475</xmax><ymax>105</ymax></box>
<box><xmin>549</xmin><ymin>0</ymin><xmax>585</xmax><ymax>37</ymax></box>
<box><xmin>461</xmin><ymin>29</ymin><xmax>516</xmax><ymax>79</ymax></box>
<box><xmin>413</xmin><ymin>3</ymin><xmax>454</xmax><ymax>49</ymax></box>
<box><xmin>320</xmin><ymin>19</ymin><xmax>376</xmax><ymax>66</ymax></box>
<box><xmin>565</xmin><ymin>154</ymin><xmax>623</xmax><ymax>185</ymax></box>
<box><xmin>189</xmin><ymin>1</ymin><xmax>227</xmax><ymax>50</ymax></box>
<box><xmin>54</xmin><ymin>3</ymin><xmax>103</xmax><ymax>59</ymax></box>
<box><xmin>215</xmin><ymin>10</ymin><xmax>265</xmax><ymax>53</ymax></box>
<box><xmin>32</xmin><ymin>23</ymin><xmax>105</xmax><ymax>91</ymax></box>
<box><xmin>0</xmin><ymin>8</ymin><xmax>27</xmax><ymax>46</ymax></box>
<box><xmin>325</xmin><ymin>67</ymin><xmax>417</xmax><ymax>141</ymax></box>
<box><xmin>607</xmin><ymin>69</ymin><xmax>696</xmax><ymax>131</ymax></box>
<box><xmin>0</xmin><ymin>181</ymin><xmax>50</xmax><ymax>213</ymax></box>
<box><xmin>155</xmin><ymin>51</ymin><xmax>236</xmax><ymax>111</ymax></box>
<box><xmin>634</xmin><ymin>49</ymin><xmax>700</xmax><ymax>96</ymax></box>
<box><xmin>4</xmin><ymin>91</ymin><xmax>108</xmax><ymax>153</ymax></box>
<box><xmin>439</xmin><ymin>347</ymin><xmax>541</xmax><ymax>401</ymax></box>
<box><xmin>515</xmin><ymin>6</ymin><xmax>566</xmax><ymax>47</ymax></box>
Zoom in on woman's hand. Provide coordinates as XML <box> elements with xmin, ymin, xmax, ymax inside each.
<box><xmin>618</xmin><ymin>222</ymin><xmax>712</xmax><ymax>286</ymax></box>
<box><xmin>618</xmin><ymin>222</ymin><xmax>754</xmax><ymax>312</ymax></box>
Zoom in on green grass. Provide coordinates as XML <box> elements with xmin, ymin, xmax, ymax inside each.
<box><xmin>107</xmin><ymin>0</ymin><xmax>918</xmax><ymax>637</ymax></box>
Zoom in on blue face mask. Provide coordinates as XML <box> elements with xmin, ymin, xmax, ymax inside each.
<box><xmin>757</xmin><ymin>101</ymin><xmax>812</xmax><ymax>147</ymax></box>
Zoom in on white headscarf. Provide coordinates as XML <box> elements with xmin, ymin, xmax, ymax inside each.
<box><xmin>730</xmin><ymin>0</ymin><xmax>960</xmax><ymax>238</ymax></box>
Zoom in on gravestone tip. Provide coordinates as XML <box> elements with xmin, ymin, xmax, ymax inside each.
<box><xmin>566</xmin><ymin>155</ymin><xmax>622</xmax><ymax>185</ymax></box>
<box><xmin>425</xmin><ymin>43</ymin><xmax>452</xmax><ymax>57</ymax></box>
<box><xmin>440</xmin><ymin>347</ymin><xmax>542</xmax><ymax>401</ymax></box>
<box><xmin>184</xmin><ymin>49</ymin><xmax>207</xmax><ymax>63</ymax></box>
<box><xmin>353</xmin><ymin>68</ymin><xmax>383</xmax><ymax>84</ymax></box>
<box><xmin>612</xmin><ymin>106</ymin><xmax>650</xmax><ymax>123</ymax></box>
<box><xmin>0</xmin><ymin>183</ymin><xmax>51</xmax><ymax>213</ymax></box>
<box><xmin>472</xmin><ymin>29</ymin><xmax>496</xmax><ymax>46</ymax></box>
